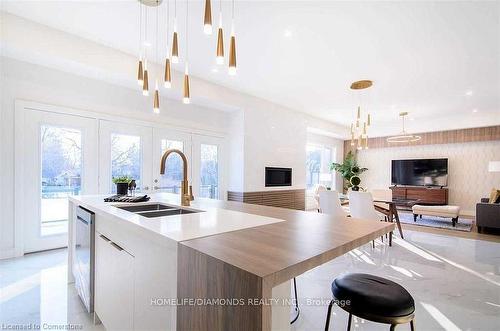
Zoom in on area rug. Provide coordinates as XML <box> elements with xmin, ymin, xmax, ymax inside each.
<box><xmin>398</xmin><ymin>212</ymin><xmax>473</xmax><ymax>232</ymax></box>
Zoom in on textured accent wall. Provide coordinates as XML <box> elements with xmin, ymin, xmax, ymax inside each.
<box><xmin>356</xmin><ymin>141</ymin><xmax>500</xmax><ymax>216</ymax></box>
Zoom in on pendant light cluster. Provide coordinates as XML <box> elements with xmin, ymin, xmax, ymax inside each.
<box><xmin>206</xmin><ymin>0</ymin><xmax>237</xmax><ymax>74</ymax></box>
<box><xmin>349</xmin><ymin>80</ymin><xmax>373</xmax><ymax>150</ymax></box>
<box><xmin>136</xmin><ymin>0</ymin><xmax>238</xmax><ymax>114</ymax></box>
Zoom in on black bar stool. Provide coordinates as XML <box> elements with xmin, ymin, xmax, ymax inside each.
<box><xmin>325</xmin><ymin>273</ymin><xmax>415</xmax><ymax>331</ymax></box>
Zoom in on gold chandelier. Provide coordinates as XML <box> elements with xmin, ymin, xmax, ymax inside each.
<box><xmin>136</xmin><ymin>0</ymin><xmax>238</xmax><ymax>113</ymax></box>
<box><xmin>387</xmin><ymin>112</ymin><xmax>421</xmax><ymax>143</ymax></box>
<box><xmin>350</xmin><ymin>80</ymin><xmax>373</xmax><ymax>150</ymax></box>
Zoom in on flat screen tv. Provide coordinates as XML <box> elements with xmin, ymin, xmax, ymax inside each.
<box><xmin>391</xmin><ymin>158</ymin><xmax>448</xmax><ymax>187</ymax></box>
<box><xmin>265</xmin><ymin>167</ymin><xmax>292</xmax><ymax>187</ymax></box>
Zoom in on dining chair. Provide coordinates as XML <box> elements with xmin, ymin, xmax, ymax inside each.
<box><xmin>349</xmin><ymin>191</ymin><xmax>383</xmax><ymax>221</ymax></box>
<box><xmin>371</xmin><ymin>188</ymin><xmax>393</xmax><ymax>219</ymax></box>
<box><xmin>319</xmin><ymin>190</ymin><xmax>347</xmax><ymax>219</ymax></box>
<box><xmin>348</xmin><ymin>191</ymin><xmax>392</xmax><ymax>247</ymax></box>
<box><xmin>313</xmin><ymin>184</ymin><xmax>327</xmax><ymax>212</ymax></box>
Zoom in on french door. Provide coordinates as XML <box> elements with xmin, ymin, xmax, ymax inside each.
<box><xmin>98</xmin><ymin>120</ymin><xmax>153</xmax><ymax>194</ymax></box>
<box><xmin>19</xmin><ymin>109</ymin><xmax>98</xmax><ymax>253</ymax></box>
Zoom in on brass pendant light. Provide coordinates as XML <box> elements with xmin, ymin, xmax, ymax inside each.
<box><xmin>171</xmin><ymin>0</ymin><xmax>179</xmax><ymax>63</ymax></box>
<box><xmin>203</xmin><ymin>0</ymin><xmax>212</xmax><ymax>35</ymax></box>
<box><xmin>154</xmin><ymin>80</ymin><xmax>160</xmax><ymax>113</ymax></box>
<box><xmin>228</xmin><ymin>0</ymin><xmax>236</xmax><ymax>75</ymax></box>
<box><xmin>142</xmin><ymin>62</ymin><xmax>149</xmax><ymax>96</ymax></box>
<box><xmin>164</xmin><ymin>58</ymin><xmax>172</xmax><ymax>88</ymax></box>
<box><xmin>216</xmin><ymin>0</ymin><xmax>224</xmax><ymax>65</ymax></box>
<box><xmin>183</xmin><ymin>66</ymin><xmax>190</xmax><ymax>104</ymax></box>
<box><xmin>183</xmin><ymin>0</ymin><xmax>190</xmax><ymax>104</ymax></box>
<box><xmin>172</xmin><ymin>30</ymin><xmax>179</xmax><ymax>63</ymax></box>
<box><xmin>137</xmin><ymin>59</ymin><xmax>144</xmax><ymax>86</ymax></box>
<box><xmin>164</xmin><ymin>0</ymin><xmax>171</xmax><ymax>88</ymax></box>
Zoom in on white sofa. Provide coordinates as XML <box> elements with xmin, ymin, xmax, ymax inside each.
<box><xmin>412</xmin><ymin>204</ymin><xmax>460</xmax><ymax>227</ymax></box>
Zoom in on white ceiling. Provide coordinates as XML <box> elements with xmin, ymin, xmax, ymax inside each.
<box><xmin>2</xmin><ymin>0</ymin><xmax>499</xmax><ymax>136</ymax></box>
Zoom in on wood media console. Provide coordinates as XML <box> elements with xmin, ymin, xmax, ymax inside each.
<box><xmin>390</xmin><ymin>186</ymin><xmax>448</xmax><ymax>206</ymax></box>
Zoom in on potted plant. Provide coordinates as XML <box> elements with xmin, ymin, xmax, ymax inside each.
<box><xmin>330</xmin><ymin>151</ymin><xmax>368</xmax><ymax>191</ymax></box>
<box><xmin>112</xmin><ymin>176</ymin><xmax>133</xmax><ymax>196</ymax></box>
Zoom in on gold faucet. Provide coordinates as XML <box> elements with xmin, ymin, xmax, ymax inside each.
<box><xmin>159</xmin><ymin>149</ymin><xmax>194</xmax><ymax>206</ymax></box>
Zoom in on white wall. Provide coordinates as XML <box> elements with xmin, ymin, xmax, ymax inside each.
<box><xmin>241</xmin><ymin>102</ymin><xmax>346</xmax><ymax>192</ymax></box>
<box><xmin>357</xmin><ymin>141</ymin><xmax>500</xmax><ymax>216</ymax></box>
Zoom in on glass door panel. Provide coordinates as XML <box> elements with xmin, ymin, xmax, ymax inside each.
<box><xmin>192</xmin><ymin>134</ymin><xmax>225</xmax><ymax>200</ymax></box>
<box><xmin>99</xmin><ymin>120</ymin><xmax>152</xmax><ymax>194</ymax></box>
<box><xmin>152</xmin><ymin>129</ymin><xmax>192</xmax><ymax>194</ymax></box>
<box><xmin>110</xmin><ymin>133</ymin><xmax>143</xmax><ymax>192</ymax></box>
<box><xmin>199</xmin><ymin>144</ymin><xmax>219</xmax><ymax>199</ymax></box>
<box><xmin>41</xmin><ymin>126</ymin><xmax>82</xmax><ymax>236</ymax></box>
<box><xmin>158</xmin><ymin>139</ymin><xmax>184</xmax><ymax>193</ymax></box>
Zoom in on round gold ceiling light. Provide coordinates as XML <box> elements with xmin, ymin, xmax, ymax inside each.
<box><xmin>350</xmin><ymin>80</ymin><xmax>373</xmax><ymax>90</ymax></box>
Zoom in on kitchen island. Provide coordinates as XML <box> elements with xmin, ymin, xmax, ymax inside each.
<box><xmin>68</xmin><ymin>193</ymin><xmax>394</xmax><ymax>331</ymax></box>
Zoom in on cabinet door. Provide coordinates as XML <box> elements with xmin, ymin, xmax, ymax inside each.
<box><xmin>95</xmin><ymin>232</ymin><xmax>135</xmax><ymax>330</ymax></box>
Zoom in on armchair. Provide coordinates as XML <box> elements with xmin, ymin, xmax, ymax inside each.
<box><xmin>476</xmin><ymin>198</ymin><xmax>500</xmax><ymax>233</ymax></box>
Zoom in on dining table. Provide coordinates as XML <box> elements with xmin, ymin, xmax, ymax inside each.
<box><xmin>340</xmin><ymin>194</ymin><xmax>420</xmax><ymax>239</ymax></box>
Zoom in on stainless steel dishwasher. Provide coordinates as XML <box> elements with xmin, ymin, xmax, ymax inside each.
<box><xmin>74</xmin><ymin>206</ymin><xmax>95</xmax><ymax>313</ymax></box>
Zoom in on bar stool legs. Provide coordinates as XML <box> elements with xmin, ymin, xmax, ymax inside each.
<box><xmin>290</xmin><ymin>277</ymin><xmax>300</xmax><ymax>324</ymax></box>
<box><xmin>347</xmin><ymin>313</ymin><xmax>352</xmax><ymax>331</ymax></box>
<box><xmin>324</xmin><ymin>300</ymin><xmax>334</xmax><ymax>331</ymax></box>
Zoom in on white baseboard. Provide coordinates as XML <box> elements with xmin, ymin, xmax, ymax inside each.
<box><xmin>0</xmin><ymin>247</ymin><xmax>23</xmax><ymax>260</ymax></box>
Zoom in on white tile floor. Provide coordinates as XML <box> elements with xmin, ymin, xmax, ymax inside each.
<box><xmin>1</xmin><ymin>230</ymin><xmax>499</xmax><ymax>330</ymax></box>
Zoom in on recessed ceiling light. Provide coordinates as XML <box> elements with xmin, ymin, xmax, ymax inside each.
<box><xmin>211</xmin><ymin>67</ymin><xmax>218</xmax><ymax>73</ymax></box>
<box><xmin>472</xmin><ymin>109</ymin><xmax>478</xmax><ymax>113</ymax></box>
<box><xmin>465</xmin><ymin>90</ymin><xmax>473</xmax><ymax>96</ymax></box>
<box><xmin>410</xmin><ymin>117</ymin><xmax>415</xmax><ymax>121</ymax></box>
<box><xmin>284</xmin><ymin>29</ymin><xmax>292</xmax><ymax>38</ymax></box>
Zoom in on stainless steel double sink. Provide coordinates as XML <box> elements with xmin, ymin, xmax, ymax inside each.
<box><xmin>117</xmin><ymin>203</ymin><xmax>203</xmax><ymax>218</ymax></box>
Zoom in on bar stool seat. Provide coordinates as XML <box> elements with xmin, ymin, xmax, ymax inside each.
<box><xmin>325</xmin><ymin>273</ymin><xmax>416</xmax><ymax>331</ymax></box>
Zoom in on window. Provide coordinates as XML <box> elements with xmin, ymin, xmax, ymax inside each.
<box><xmin>159</xmin><ymin>139</ymin><xmax>184</xmax><ymax>193</ymax></box>
<box><xmin>306</xmin><ymin>144</ymin><xmax>333</xmax><ymax>190</ymax></box>
<box><xmin>111</xmin><ymin>134</ymin><xmax>142</xmax><ymax>192</ymax></box>
<box><xmin>200</xmin><ymin>144</ymin><xmax>219</xmax><ymax>199</ymax></box>
<box><xmin>41</xmin><ymin>126</ymin><xmax>82</xmax><ymax>236</ymax></box>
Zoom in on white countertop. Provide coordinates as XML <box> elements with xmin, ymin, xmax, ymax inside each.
<box><xmin>69</xmin><ymin>193</ymin><xmax>286</xmax><ymax>242</ymax></box>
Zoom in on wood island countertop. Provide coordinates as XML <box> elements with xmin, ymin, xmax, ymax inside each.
<box><xmin>175</xmin><ymin>197</ymin><xmax>395</xmax><ymax>331</ymax></box>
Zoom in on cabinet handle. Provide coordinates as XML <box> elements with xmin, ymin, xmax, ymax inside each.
<box><xmin>99</xmin><ymin>234</ymin><xmax>111</xmax><ymax>242</ymax></box>
<box><xmin>110</xmin><ymin>241</ymin><xmax>124</xmax><ymax>251</ymax></box>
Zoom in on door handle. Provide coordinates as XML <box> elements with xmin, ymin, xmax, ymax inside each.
<box><xmin>153</xmin><ymin>186</ymin><xmax>160</xmax><ymax>190</ymax></box>
<box><xmin>110</xmin><ymin>241</ymin><xmax>124</xmax><ymax>251</ymax></box>
<box><xmin>143</xmin><ymin>186</ymin><xmax>149</xmax><ymax>190</ymax></box>
<box><xmin>99</xmin><ymin>234</ymin><xmax>110</xmax><ymax>242</ymax></box>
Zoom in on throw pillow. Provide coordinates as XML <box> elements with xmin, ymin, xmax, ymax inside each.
<box><xmin>489</xmin><ymin>188</ymin><xmax>500</xmax><ymax>204</ymax></box>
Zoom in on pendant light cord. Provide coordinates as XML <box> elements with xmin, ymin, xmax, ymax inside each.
<box><xmin>144</xmin><ymin>5</ymin><xmax>148</xmax><ymax>63</ymax></box>
<box><xmin>139</xmin><ymin>1</ymin><xmax>142</xmax><ymax>57</ymax></box>
<box><xmin>156</xmin><ymin>1</ymin><xmax>159</xmax><ymax>64</ymax></box>
<box><xmin>174</xmin><ymin>0</ymin><xmax>177</xmax><ymax>30</ymax></box>
<box><xmin>166</xmin><ymin>0</ymin><xmax>169</xmax><ymax>51</ymax></box>
<box><xmin>186</xmin><ymin>0</ymin><xmax>189</xmax><ymax>64</ymax></box>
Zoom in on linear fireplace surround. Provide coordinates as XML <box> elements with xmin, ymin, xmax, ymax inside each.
<box><xmin>227</xmin><ymin>189</ymin><xmax>306</xmax><ymax>210</ymax></box>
